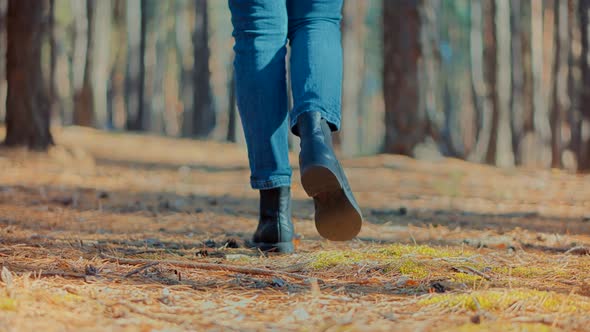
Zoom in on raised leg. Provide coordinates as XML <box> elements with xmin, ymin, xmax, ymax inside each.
<box><xmin>287</xmin><ymin>0</ymin><xmax>344</xmax><ymax>134</ymax></box>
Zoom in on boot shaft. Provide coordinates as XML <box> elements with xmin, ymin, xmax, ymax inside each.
<box><xmin>259</xmin><ymin>186</ymin><xmax>291</xmax><ymax>220</ymax></box>
<box><xmin>295</xmin><ymin>111</ymin><xmax>334</xmax><ymax>149</ymax></box>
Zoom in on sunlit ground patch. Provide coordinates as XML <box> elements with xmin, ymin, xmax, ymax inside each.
<box><xmin>419</xmin><ymin>289</ymin><xmax>590</xmax><ymax>313</ymax></box>
<box><xmin>307</xmin><ymin>244</ymin><xmax>477</xmax><ymax>280</ymax></box>
<box><xmin>0</xmin><ymin>298</ymin><xmax>16</xmax><ymax>311</ymax></box>
<box><xmin>442</xmin><ymin>322</ymin><xmax>558</xmax><ymax>332</ymax></box>
<box><xmin>307</xmin><ymin>244</ymin><xmax>468</xmax><ymax>270</ymax></box>
<box><xmin>375</xmin><ymin>243</ymin><xmax>467</xmax><ymax>258</ymax></box>
<box><xmin>450</xmin><ymin>272</ymin><xmax>484</xmax><ymax>284</ymax></box>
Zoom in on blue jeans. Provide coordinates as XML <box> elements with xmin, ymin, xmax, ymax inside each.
<box><xmin>229</xmin><ymin>0</ymin><xmax>343</xmax><ymax>190</ymax></box>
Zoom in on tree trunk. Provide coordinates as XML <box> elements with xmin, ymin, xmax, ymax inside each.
<box><xmin>431</xmin><ymin>1</ymin><xmax>464</xmax><ymax>158</ymax></box>
<box><xmin>482</xmin><ymin>0</ymin><xmax>499</xmax><ymax>165</ymax></box>
<box><xmin>510</xmin><ymin>0</ymin><xmax>534</xmax><ymax>165</ymax></box>
<box><xmin>341</xmin><ymin>0</ymin><xmax>367</xmax><ymax>157</ymax></box>
<box><xmin>579</xmin><ymin>0</ymin><xmax>590</xmax><ymax>170</ymax></box>
<box><xmin>4</xmin><ymin>0</ymin><xmax>53</xmax><ymax>150</ymax></box>
<box><xmin>134</xmin><ymin>0</ymin><xmax>148</xmax><ymax>131</ymax></box>
<box><xmin>0</xmin><ymin>0</ymin><xmax>6</xmax><ymax>125</ymax></box>
<box><xmin>141</xmin><ymin>0</ymin><xmax>167</xmax><ymax>133</ymax></box>
<box><xmin>125</xmin><ymin>0</ymin><xmax>142</xmax><ymax>131</ymax></box>
<box><xmin>550</xmin><ymin>0</ymin><xmax>569</xmax><ymax>168</ymax></box>
<box><xmin>72</xmin><ymin>0</ymin><xmax>94</xmax><ymax>127</ymax></box>
<box><xmin>569</xmin><ymin>0</ymin><xmax>582</xmax><ymax>170</ymax></box>
<box><xmin>187</xmin><ymin>0</ymin><xmax>214</xmax><ymax>138</ymax></box>
<box><xmin>107</xmin><ymin>0</ymin><xmax>127</xmax><ymax>129</ymax></box>
<box><xmin>470</xmin><ymin>0</ymin><xmax>499</xmax><ymax>164</ymax></box>
<box><xmin>91</xmin><ymin>0</ymin><xmax>111</xmax><ymax>129</ymax></box>
<box><xmin>469</xmin><ymin>0</ymin><xmax>490</xmax><ymax>163</ymax></box>
<box><xmin>383</xmin><ymin>0</ymin><xmax>424</xmax><ymax>155</ymax></box>
<box><xmin>48</xmin><ymin>0</ymin><xmax>58</xmax><ymax>126</ymax></box>
<box><xmin>581</xmin><ymin>0</ymin><xmax>590</xmax><ymax>116</ymax></box>
<box><xmin>494</xmin><ymin>0</ymin><xmax>514</xmax><ymax>166</ymax></box>
<box><xmin>510</xmin><ymin>0</ymin><xmax>524</xmax><ymax>164</ymax></box>
<box><xmin>176</xmin><ymin>0</ymin><xmax>194</xmax><ymax>136</ymax></box>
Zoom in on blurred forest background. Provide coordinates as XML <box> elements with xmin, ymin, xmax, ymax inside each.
<box><xmin>1</xmin><ymin>0</ymin><xmax>590</xmax><ymax>171</ymax></box>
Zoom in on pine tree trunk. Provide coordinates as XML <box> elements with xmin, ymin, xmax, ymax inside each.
<box><xmin>510</xmin><ymin>0</ymin><xmax>524</xmax><ymax>164</ymax></box>
<box><xmin>569</xmin><ymin>0</ymin><xmax>582</xmax><ymax>170</ymax></box>
<box><xmin>141</xmin><ymin>0</ymin><xmax>167</xmax><ymax>133</ymax></box>
<box><xmin>48</xmin><ymin>0</ymin><xmax>58</xmax><ymax>126</ymax></box>
<box><xmin>4</xmin><ymin>0</ymin><xmax>53</xmax><ymax>150</ymax></box>
<box><xmin>189</xmin><ymin>0</ymin><xmax>214</xmax><ymax>138</ymax></box>
<box><xmin>482</xmin><ymin>0</ymin><xmax>499</xmax><ymax>165</ymax></box>
<box><xmin>469</xmin><ymin>0</ymin><xmax>490</xmax><ymax>163</ymax></box>
<box><xmin>0</xmin><ymin>1</ymin><xmax>6</xmax><ymax>124</ymax></box>
<box><xmin>579</xmin><ymin>0</ymin><xmax>590</xmax><ymax>170</ymax></box>
<box><xmin>341</xmin><ymin>0</ymin><xmax>367</xmax><ymax>157</ymax></box>
<box><xmin>420</xmin><ymin>1</ymin><xmax>444</xmax><ymax>152</ymax></box>
<box><xmin>550</xmin><ymin>0</ymin><xmax>569</xmax><ymax>168</ymax></box>
<box><xmin>73</xmin><ymin>0</ymin><xmax>95</xmax><ymax>127</ymax></box>
<box><xmin>91</xmin><ymin>0</ymin><xmax>112</xmax><ymax>129</ymax></box>
<box><xmin>494</xmin><ymin>0</ymin><xmax>514</xmax><ymax>166</ymax></box>
<box><xmin>108</xmin><ymin>0</ymin><xmax>127</xmax><ymax>129</ymax></box>
<box><xmin>510</xmin><ymin>0</ymin><xmax>534</xmax><ymax>165</ymax></box>
<box><xmin>383</xmin><ymin>0</ymin><xmax>424</xmax><ymax>155</ymax></box>
<box><xmin>125</xmin><ymin>0</ymin><xmax>142</xmax><ymax>130</ymax></box>
<box><xmin>176</xmin><ymin>0</ymin><xmax>194</xmax><ymax>136</ymax></box>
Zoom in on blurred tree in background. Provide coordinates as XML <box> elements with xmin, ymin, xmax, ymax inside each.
<box><xmin>4</xmin><ymin>0</ymin><xmax>53</xmax><ymax>150</ymax></box>
<box><xmin>1</xmin><ymin>0</ymin><xmax>589</xmax><ymax>171</ymax></box>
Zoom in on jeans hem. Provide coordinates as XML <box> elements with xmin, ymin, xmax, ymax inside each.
<box><xmin>290</xmin><ymin>109</ymin><xmax>341</xmax><ymax>136</ymax></box>
<box><xmin>250</xmin><ymin>176</ymin><xmax>292</xmax><ymax>190</ymax></box>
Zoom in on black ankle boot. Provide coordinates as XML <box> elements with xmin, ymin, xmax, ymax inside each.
<box><xmin>295</xmin><ymin>111</ymin><xmax>363</xmax><ymax>241</ymax></box>
<box><xmin>252</xmin><ymin>186</ymin><xmax>294</xmax><ymax>253</ymax></box>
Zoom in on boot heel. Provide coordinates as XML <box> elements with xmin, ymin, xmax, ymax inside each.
<box><xmin>301</xmin><ymin>166</ymin><xmax>362</xmax><ymax>241</ymax></box>
<box><xmin>313</xmin><ymin>189</ymin><xmax>362</xmax><ymax>241</ymax></box>
<box><xmin>300</xmin><ymin>165</ymin><xmax>341</xmax><ymax>197</ymax></box>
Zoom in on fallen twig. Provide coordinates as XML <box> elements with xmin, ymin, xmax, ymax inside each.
<box><xmin>17</xmin><ymin>271</ymin><xmax>88</xmax><ymax>279</ymax></box>
<box><xmin>124</xmin><ymin>262</ymin><xmax>159</xmax><ymax>278</ymax></box>
<box><xmin>565</xmin><ymin>246</ymin><xmax>590</xmax><ymax>256</ymax></box>
<box><xmin>101</xmin><ymin>253</ymin><xmax>314</xmax><ymax>282</ymax></box>
<box><xmin>451</xmin><ymin>266</ymin><xmax>492</xmax><ymax>280</ymax></box>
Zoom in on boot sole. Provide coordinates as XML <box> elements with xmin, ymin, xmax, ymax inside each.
<box><xmin>251</xmin><ymin>241</ymin><xmax>294</xmax><ymax>254</ymax></box>
<box><xmin>301</xmin><ymin>165</ymin><xmax>362</xmax><ymax>241</ymax></box>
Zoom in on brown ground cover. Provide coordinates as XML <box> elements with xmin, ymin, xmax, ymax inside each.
<box><xmin>0</xmin><ymin>127</ymin><xmax>589</xmax><ymax>331</ymax></box>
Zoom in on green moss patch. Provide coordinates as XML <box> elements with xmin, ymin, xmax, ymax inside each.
<box><xmin>0</xmin><ymin>298</ymin><xmax>17</xmax><ymax>311</ymax></box>
<box><xmin>446</xmin><ymin>322</ymin><xmax>557</xmax><ymax>332</ymax></box>
<box><xmin>376</xmin><ymin>244</ymin><xmax>465</xmax><ymax>259</ymax></box>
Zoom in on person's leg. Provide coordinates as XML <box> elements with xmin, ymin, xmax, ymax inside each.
<box><xmin>229</xmin><ymin>0</ymin><xmax>294</xmax><ymax>253</ymax></box>
<box><xmin>287</xmin><ymin>0</ymin><xmax>343</xmax><ymax>134</ymax></box>
<box><xmin>286</xmin><ymin>0</ymin><xmax>363</xmax><ymax>241</ymax></box>
<box><xmin>229</xmin><ymin>0</ymin><xmax>291</xmax><ymax>190</ymax></box>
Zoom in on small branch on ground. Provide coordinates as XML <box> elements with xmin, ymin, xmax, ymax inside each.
<box><xmin>451</xmin><ymin>266</ymin><xmax>492</xmax><ymax>280</ymax></box>
<box><xmin>101</xmin><ymin>253</ymin><xmax>314</xmax><ymax>282</ymax></box>
<box><xmin>565</xmin><ymin>246</ymin><xmax>590</xmax><ymax>256</ymax></box>
<box><xmin>124</xmin><ymin>262</ymin><xmax>159</xmax><ymax>277</ymax></box>
<box><xmin>16</xmin><ymin>271</ymin><xmax>88</xmax><ymax>279</ymax></box>
<box><xmin>521</xmin><ymin>243</ymin><xmax>590</xmax><ymax>255</ymax></box>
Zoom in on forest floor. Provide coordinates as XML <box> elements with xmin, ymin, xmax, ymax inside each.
<box><xmin>0</xmin><ymin>127</ymin><xmax>589</xmax><ymax>331</ymax></box>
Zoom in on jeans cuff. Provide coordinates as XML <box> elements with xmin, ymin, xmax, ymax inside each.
<box><xmin>250</xmin><ymin>176</ymin><xmax>292</xmax><ymax>190</ymax></box>
<box><xmin>290</xmin><ymin>109</ymin><xmax>341</xmax><ymax>136</ymax></box>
